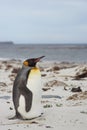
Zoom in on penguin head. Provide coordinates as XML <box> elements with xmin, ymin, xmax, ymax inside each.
<box><xmin>23</xmin><ymin>56</ymin><xmax>45</xmax><ymax>67</ymax></box>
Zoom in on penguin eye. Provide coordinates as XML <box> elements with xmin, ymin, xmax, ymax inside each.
<box><xmin>23</xmin><ymin>61</ymin><xmax>29</xmax><ymax>66</ymax></box>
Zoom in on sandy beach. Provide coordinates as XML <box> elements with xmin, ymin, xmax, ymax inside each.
<box><xmin>0</xmin><ymin>59</ymin><xmax>87</xmax><ymax>130</ymax></box>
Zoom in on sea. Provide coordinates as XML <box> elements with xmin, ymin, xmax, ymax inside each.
<box><xmin>0</xmin><ymin>44</ymin><xmax>87</xmax><ymax>63</ymax></box>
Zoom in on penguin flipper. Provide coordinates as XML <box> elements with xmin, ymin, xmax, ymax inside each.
<box><xmin>19</xmin><ymin>86</ymin><xmax>33</xmax><ymax>112</ymax></box>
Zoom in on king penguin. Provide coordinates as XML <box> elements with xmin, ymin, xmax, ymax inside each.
<box><xmin>12</xmin><ymin>56</ymin><xmax>45</xmax><ymax>120</ymax></box>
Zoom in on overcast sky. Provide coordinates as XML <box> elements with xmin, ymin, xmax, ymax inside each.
<box><xmin>0</xmin><ymin>0</ymin><xmax>87</xmax><ymax>44</ymax></box>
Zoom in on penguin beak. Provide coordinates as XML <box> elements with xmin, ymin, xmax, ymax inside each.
<box><xmin>34</xmin><ymin>56</ymin><xmax>45</xmax><ymax>63</ymax></box>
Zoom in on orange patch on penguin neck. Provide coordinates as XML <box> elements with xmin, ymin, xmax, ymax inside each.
<box><xmin>32</xmin><ymin>67</ymin><xmax>39</xmax><ymax>71</ymax></box>
<box><xmin>31</xmin><ymin>67</ymin><xmax>40</xmax><ymax>74</ymax></box>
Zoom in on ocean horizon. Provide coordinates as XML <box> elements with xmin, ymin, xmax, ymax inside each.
<box><xmin>0</xmin><ymin>43</ymin><xmax>87</xmax><ymax>63</ymax></box>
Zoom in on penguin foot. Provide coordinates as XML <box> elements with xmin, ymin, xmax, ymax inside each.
<box><xmin>8</xmin><ymin>112</ymin><xmax>23</xmax><ymax>120</ymax></box>
<box><xmin>8</xmin><ymin>115</ymin><xmax>17</xmax><ymax>120</ymax></box>
<box><xmin>8</xmin><ymin>115</ymin><xmax>23</xmax><ymax>120</ymax></box>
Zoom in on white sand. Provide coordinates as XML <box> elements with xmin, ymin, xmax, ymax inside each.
<box><xmin>0</xmin><ymin>59</ymin><xmax>87</xmax><ymax>130</ymax></box>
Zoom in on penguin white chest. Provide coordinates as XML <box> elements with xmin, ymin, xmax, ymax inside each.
<box><xmin>27</xmin><ymin>68</ymin><xmax>42</xmax><ymax>117</ymax></box>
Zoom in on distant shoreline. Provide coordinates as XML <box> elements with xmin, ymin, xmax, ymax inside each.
<box><xmin>0</xmin><ymin>41</ymin><xmax>14</xmax><ymax>45</ymax></box>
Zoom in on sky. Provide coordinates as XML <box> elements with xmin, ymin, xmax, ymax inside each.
<box><xmin>0</xmin><ymin>0</ymin><xmax>87</xmax><ymax>44</ymax></box>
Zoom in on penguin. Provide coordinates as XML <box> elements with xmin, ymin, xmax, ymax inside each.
<box><xmin>12</xmin><ymin>56</ymin><xmax>45</xmax><ymax>120</ymax></box>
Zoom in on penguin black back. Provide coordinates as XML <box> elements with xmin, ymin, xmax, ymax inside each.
<box><xmin>13</xmin><ymin>67</ymin><xmax>32</xmax><ymax>116</ymax></box>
